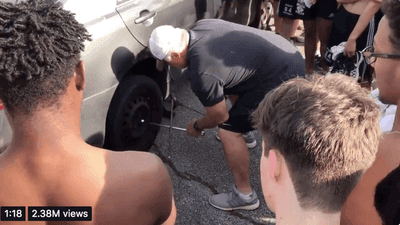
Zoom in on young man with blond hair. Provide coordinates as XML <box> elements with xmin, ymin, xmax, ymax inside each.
<box><xmin>0</xmin><ymin>1</ymin><xmax>176</xmax><ymax>224</ymax></box>
<box><xmin>252</xmin><ymin>74</ymin><xmax>382</xmax><ymax>224</ymax></box>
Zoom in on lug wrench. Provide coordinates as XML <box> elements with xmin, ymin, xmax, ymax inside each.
<box><xmin>141</xmin><ymin>120</ymin><xmax>205</xmax><ymax>135</ymax></box>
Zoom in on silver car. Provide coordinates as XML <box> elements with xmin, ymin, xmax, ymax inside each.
<box><xmin>0</xmin><ymin>0</ymin><xmax>222</xmax><ymax>152</ymax></box>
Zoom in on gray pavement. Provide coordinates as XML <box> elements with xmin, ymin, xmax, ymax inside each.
<box><xmin>149</xmin><ymin>75</ymin><xmax>276</xmax><ymax>225</ymax></box>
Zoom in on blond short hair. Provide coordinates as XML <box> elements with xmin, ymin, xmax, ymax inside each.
<box><xmin>252</xmin><ymin>74</ymin><xmax>382</xmax><ymax>213</ymax></box>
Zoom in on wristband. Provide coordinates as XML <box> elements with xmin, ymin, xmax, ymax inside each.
<box><xmin>193</xmin><ymin>120</ymin><xmax>201</xmax><ymax>131</ymax></box>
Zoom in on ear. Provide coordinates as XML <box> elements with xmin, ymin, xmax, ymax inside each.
<box><xmin>170</xmin><ymin>52</ymin><xmax>180</xmax><ymax>61</ymax></box>
<box><xmin>74</xmin><ymin>61</ymin><xmax>86</xmax><ymax>91</ymax></box>
<box><xmin>268</xmin><ymin>149</ymin><xmax>282</xmax><ymax>182</ymax></box>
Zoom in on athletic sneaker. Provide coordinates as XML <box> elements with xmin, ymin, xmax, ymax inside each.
<box><xmin>209</xmin><ymin>186</ymin><xmax>260</xmax><ymax>211</ymax></box>
<box><xmin>242</xmin><ymin>131</ymin><xmax>257</xmax><ymax>148</ymax></box>
<box><xmin>216</xmin><ymin>131</ymin><xmax>257</xmax><ymax>149</ymax></box>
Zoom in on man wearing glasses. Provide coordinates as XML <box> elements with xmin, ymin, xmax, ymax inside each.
<box><xmin>340</xmin><ymin>0</ymin><xmax>400</xmax><ymax>224</ymax></box>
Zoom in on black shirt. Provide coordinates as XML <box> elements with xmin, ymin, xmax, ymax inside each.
<box><xmin>185</xmin><ymin>19</ymin><xmax>305</xmax><ymax>107</ymax></box>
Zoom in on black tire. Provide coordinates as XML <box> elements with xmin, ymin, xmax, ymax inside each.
<box><xmin>103</xmin><ymin>75</ymin><xmax>163</xmax><ymax>151</ymax></box>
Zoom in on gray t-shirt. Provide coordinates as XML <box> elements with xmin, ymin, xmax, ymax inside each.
<box><xmin>185</xmin><ymin>19</ymin><xmax>305</xmax><ymax>107</ymax></box>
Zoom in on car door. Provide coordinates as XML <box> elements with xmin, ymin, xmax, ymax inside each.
<box><xmin>116</xmin><ymin>0</ymin><xmax>199</xmax><ymax>47</ymax></box>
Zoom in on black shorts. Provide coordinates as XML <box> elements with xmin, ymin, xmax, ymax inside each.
<box><xmin>218</xmin><ymin>90</ymin><xmax>266</xmax><ymax>134</ymax></box>
<box><xmin>277</xmin><ymin>0</ymin><xmax>337</xmax><ymax>20</ymax></box>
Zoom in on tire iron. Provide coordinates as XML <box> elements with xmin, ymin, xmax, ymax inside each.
<box><xmin>141</xmin><ymin>120</ymin><xmax>204</xmax><ymax>135</ymax></box>
<box><xmin>150</xmin><ymin>122</ymin><xmax>186</xmax><ymax>132</ymax></box>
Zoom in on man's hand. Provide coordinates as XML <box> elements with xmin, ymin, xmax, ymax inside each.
<box><xmin>186</xmin><ymin>119</ymin><xmax>203</xmax><ymax>138</ymax></box>
<box><xmin>344</xmin><ymin>38</ymin><xmax>357</xmax><ymax>57</ymax></box>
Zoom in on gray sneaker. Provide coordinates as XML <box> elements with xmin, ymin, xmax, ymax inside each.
<box><xmin>242</xmin><ymin>131</ymin><xmax>257</xmax><ymax>149</ymax></box>
<box><xmin>216</xmin><ymin>131</ymin><xmax>257</xmax><ymax>149</ymax></box>
<box><xmin>209</xmin><ymin>186</ymin><xmax>260</xmax><ymax>211</ymax></box>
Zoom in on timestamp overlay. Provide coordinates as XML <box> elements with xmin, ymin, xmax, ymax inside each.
<box><xmin>1</xmin><ymin>207</ymin><xmax>26</xmax><ymax>221</ymax></box>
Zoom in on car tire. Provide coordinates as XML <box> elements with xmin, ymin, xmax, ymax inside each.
<box><xmin>103</xmin><ymin>75</ymin><xmax>163</xmax><ymax>151</ymax></box>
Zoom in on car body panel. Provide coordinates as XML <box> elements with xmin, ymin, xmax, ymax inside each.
<box><xmin>117</xmin><ymin>0</ymin><xmax>212</xmax><ymax>47</ymax></box>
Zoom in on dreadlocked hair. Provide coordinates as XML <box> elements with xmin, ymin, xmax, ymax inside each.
<box><xmin>0</xmin><ymin>0</ymin><xmax>91</xmax><ymax>115</ymax></box>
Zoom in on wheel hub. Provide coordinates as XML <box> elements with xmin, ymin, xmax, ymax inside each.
<box><xmin>122</xmin><ymin>96</ymin><xmax>150</xmax><ymax>138</ymax></box>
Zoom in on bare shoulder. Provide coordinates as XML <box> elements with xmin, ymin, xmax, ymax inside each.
<box><xmin>107</xmin><ymin>150</ymin><xmax>165</xmax><ymax>171</ymax></box>
<box><xmin>340</xmin><ymin>133</ymin><xmax>400</xmax><ymax>225</ymax></box>
<box><xmin>100</xmin><ymin>149</ymin><xmax>172</xmax><ymax>193</ymax></box>
<box><xmin>94</xmin><ymin>150</ymin><xmax>174</xmax><ymax>225</ymax></box>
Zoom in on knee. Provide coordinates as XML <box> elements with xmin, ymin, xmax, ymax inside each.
<box><xmin>219</xmin><ymin>128</ymin><xmax>242</xmax><ymax>139</ymax></box>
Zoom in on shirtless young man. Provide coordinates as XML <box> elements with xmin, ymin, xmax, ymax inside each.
<box><xmin>0</xmin><ymin>1</ymin><xmax>176</xmax><ymax>224</ymax></box>
<box><xmin>340</xmin><ymin>0</ymin><xmax>400</xmax><ymax>224</ymax></box>
<box><xmin>253</xmin><ymin>74</ymin><xmax>381</xmax><ymax>225</ymax></box>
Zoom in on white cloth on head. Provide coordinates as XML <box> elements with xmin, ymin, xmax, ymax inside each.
<box><xmin>149</xmin><ymin>25</ymin><xmax>183</xmax><ymax>60</ymax></box>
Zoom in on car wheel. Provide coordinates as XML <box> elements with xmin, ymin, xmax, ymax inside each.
<box><xmin>104</xmin><ymin>75</ymin><xmax>163</xmax><ymax>151</ymax></box>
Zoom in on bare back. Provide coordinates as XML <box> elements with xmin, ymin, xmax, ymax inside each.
<box><xmin>0</xmin><ymin>144</ymin><xmax>174</xmax><ymax>225</ymax></box>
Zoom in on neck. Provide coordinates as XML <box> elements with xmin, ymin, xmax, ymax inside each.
<box><xmin>6</xmin><ymin>105</ymin><xmax>84</xmax><ymax>155</ymax></box>
<box><xmin>276</xmin><ymin>207</ymin><xmax>341</xmax><ymax>225</ymax></box>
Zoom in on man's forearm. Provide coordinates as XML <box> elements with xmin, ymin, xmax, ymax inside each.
<box><xmin>196</xmin><ymin>111</ymin><xmax>228</xmax><ymax>130</ymax></box>
<box><xmin>348</xmin><ymin>0</ymin><xmax>382</xmax><ymax>42</ymax></box>
<box><xmin>337</xmin><ymin>0</ymin><xmax>359</xmax><ymax>4</ymax></box>
<box><xmin>194</xmin><ymin>99</ymin><xmax>230</xmax><ymax>130</ymax></box>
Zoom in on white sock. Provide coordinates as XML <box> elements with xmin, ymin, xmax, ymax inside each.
<box><xmin>236</xmin><ymin>187</ymin><xmax>253</xmax><ymax>201</ymax></box>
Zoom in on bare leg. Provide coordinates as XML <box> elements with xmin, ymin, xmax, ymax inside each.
<box><xmin>290</xmin><ymin>19</ymin><xmax>300</xmax><ymax>37</ymax></box>
<box><xmin>272</xmin><ymin>1</ymin><xmax>282</xmax><ymax>34</ymax></box>
<box><xmin>281</xmin><ymin>17</ymin><xmax>296</xmax><ymax>40</ymax></box>
<box><xmin>216</xmin><ymin>1</ymin><xmax>226</xmax><ymax>19</ymax></box>
<box><xmin>219</xmin><ymin>128</ymin><xmax>251</xmax><ymax>194</ymax></box>
<box><xmin>317</xmin><ymin>18</ymin><xmax>332</xmax><ymax>71</ymax></box>
<box><xmin>304</xmin><ymin>19</ymin><xmax>317</xmax><ymax>74</ymax></box>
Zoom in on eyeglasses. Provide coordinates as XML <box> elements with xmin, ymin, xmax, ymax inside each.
<box><xmin>362</xmin><ymin>46</ymin><xmax>400</xmax><ymax>65</ymax></box>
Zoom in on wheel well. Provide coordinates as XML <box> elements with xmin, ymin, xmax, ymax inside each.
<box><xmin>124</xmin><ymin>58</ymin><xmax>167</xmax><ymax>98</ymax></box>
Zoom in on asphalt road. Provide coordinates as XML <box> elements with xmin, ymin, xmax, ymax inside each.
<box><xmin>149</xmin><ymin>74</ymin><xmax>276</xmax><ymax>225</ymax></box>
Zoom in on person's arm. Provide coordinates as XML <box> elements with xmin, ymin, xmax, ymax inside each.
<box><xmin>186</xmin><ymin>73</ymin><xmax>229</xmax><ymax>137</ymax></box>
<box><xmin>337</xmin><ymin>0</ymin><xmax>360</xmax><ymax>4</ymax></box>
<box><xmin>186</xmin><ymin>99</ymin><xmax>229</xmax><ymax>137</ymax></box>
<box><xmin>344</xmin><ymin>0</ymin><xmax>382</xmax><ymax>57</ymax></box>
<box><xmin>198</xmin><ymin>99</ymin><xmax>229</xmax><ymax>129</ymax></box>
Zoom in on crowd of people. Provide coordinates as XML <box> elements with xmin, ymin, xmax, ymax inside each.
<box><xmin>0</xmin><ymin>0</ymin><xmax>399</xmax><ymax>224</ymax></box>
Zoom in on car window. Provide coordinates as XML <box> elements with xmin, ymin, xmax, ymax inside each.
<box><xmin>116</xmin><ymin>0</ymin><xmax>144</xmax><ymax>6</ymax></box>
<box><xmin>63</xmin><ymin>0</ymin><xmax>116</xmax><ymax>24</ymax></box>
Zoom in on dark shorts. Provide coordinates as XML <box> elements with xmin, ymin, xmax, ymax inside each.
<box><xmin>218</xmin><ymin>90</ymin><xmax>269</xmax><ymax>134</ymax></box>
<box><xmin>278</xmin><ymin>0</ymin><xmax>337</xmax><ymax>20</ymax></box>
<box><xmin>218</xmin><ymin>93</ymin><xmax>265</xmax><ymax>134</ymax></box>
